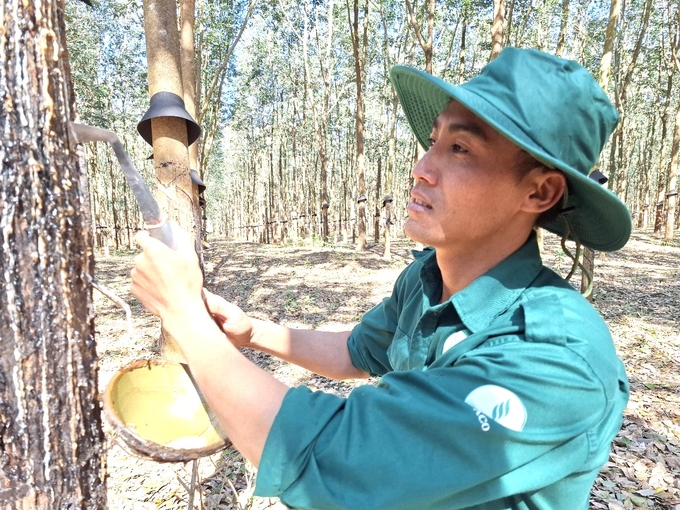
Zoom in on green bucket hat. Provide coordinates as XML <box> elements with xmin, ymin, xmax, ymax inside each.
<box><xmin>390</xmin><ymin>47</ymin><xmax>632</xmax><ymax>252</ymax></box>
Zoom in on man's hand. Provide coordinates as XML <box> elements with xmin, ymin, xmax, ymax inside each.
<box><xmin>131</xmin><ymin>224</ymin><xmax>205</xmax><ymax>323</ymax></box>
<box><xmin>202</xmin><ymin>289</ymin><xmax>254</xmax><ymax>348</ymax></box>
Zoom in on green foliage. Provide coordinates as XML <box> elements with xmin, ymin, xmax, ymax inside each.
<box><xmin>65</xmin><ymin>0</ymin><xmax>680</xmax><ymax>241</ymax></box>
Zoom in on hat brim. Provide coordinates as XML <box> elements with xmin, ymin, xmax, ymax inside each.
<box><xmin>390</xmin><ymin>65</ymin><xmax>631</xmax><ymax>252</ymax></box>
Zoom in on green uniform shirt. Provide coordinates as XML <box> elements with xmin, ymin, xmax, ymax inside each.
<box><xmin>255</xmin><ymin>236</ymin><xmax>629</xmax><ymax>509</ymax></box>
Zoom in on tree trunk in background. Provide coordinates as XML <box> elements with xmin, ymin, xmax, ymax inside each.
<box><xmin>378</xmin><ymin>0</ymin><xmax>407</xmax><ymax>256</ymax></box>
<box><xmin>404</xmin><ymin>0</ymin><xmax>435</xmax><ymax>249</ymax></box>
<box><xmin>375</xmin><ymin>158</ymin><xmax>382</xmax><ymax>243</ymax></box>
<box><xmin>348</xmin><ymin>0</ymin><xmax>369</xmax><ymax>250</ymax></box>
<box><xmin>144</xmin><ymin>0</ymin><xmax>195</xmax><ymax>235</ymax></box>
<box><xmin>599</xmin><ymin>0</ymin><xmax>620</xmax><ymax>89</ymax></box>
<box><xmin>180</xmin><ymin>0</ymin><xmax>205</xmax><ymax>252</ymax></box>
<box><xmin>581</xmin><ymin>0</ymin><xmax>620</xmax><ymax>299</ymax></box>
<box><xmin>144</xmin><ymin>0</ymin><xmax>195</xmax><ymax>360</ymax></box>
<box><xmin>457</xmin><ymin>21</ymin><xmax>467</xmax><ymax>82</ymax></box>
<box><xmin>636</xmin><ymin>119</ymin><xmax>654</xmax><ymax>228</ymax></box>
<box><xmin>666</xmin><ymin>106</ymin><xmax>679</xmax><ymax>242</ymax></box>
<box><xmin>0</xmin><ymin>0</ymin><xmax>106</xmax><ymax>505</ymax></box>
<box><xmin>383</xmin><ymin>200</ymin><xmax>393</xmax><ymax>260</ymax></box>
<box><xmin>405</xmin><ymin>0</ymin><xmax>435</xmax><ymax>72</ymax></box>
<box><xmin>663</xmin><ymin>4</ymin><xmax>680</xmax><ymax>242</ymax></box>
<box><xmin>505</xmin><ymin>0</ymin><xmax>515</xmax><ymax>46</ymax></box>
<box><xmin>654</xmin><ymin>70</ymin><xmax>673</xmax><ymax>233</ymax></box>
<box><xmin>490</xmin><ymin>0</ymin><xmax>505</xmax><ymax>60</ymax></box>
<box><xmin>317</xmin><ymin>0</ymin><xmax>335</xmax><ymax>241</ymax></box>
<box><xmin>555</xmin><ymin>0</ymin><xmax>570</xmax><ymax>57</ymax></box>
<box><xmin>610</xmin><ymin>0</ymin><xmax>652</xmax><ymax>198</ymax></box>
<box><xmin>108</xmin><ymin>154</ymin><xmax>121</xmax><ymax>250</ymax></box>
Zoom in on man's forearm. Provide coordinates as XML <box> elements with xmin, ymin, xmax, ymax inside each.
<box><xmin>249</xmin><ymin>319</ymin><xmax>369</xmax><ymax>381</ymax></box>
<box><xmin>161</xmin><ymin>304</ymin><xmax>288</xmax><ymax>467</ymax></box>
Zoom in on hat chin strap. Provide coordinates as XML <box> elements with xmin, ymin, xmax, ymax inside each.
<box><xmin>557</xmin><ymin>188</ymin><xmax>593</xmax><ymax>299</ymax></box>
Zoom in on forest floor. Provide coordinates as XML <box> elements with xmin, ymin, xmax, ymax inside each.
<box><xmin>93</xmin><ymin>228</ymin><xmax>680</xmax><ymax>510</ymax></box>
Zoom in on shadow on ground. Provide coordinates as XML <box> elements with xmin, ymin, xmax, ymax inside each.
<box><xmin>95</xmin><ymin>229</ymin><xmax>680</xmax><ymax>509</ymax></box>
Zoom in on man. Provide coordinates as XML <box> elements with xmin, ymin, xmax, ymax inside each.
<box><xmin>131</xmin><ymin>47</ymin><xmax>631</xmax><ymax>509</ymax></box>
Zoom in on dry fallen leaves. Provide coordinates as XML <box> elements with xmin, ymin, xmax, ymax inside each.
<box><xmin>95</xmin><ymin>229</ymin><xmax>679</xmax><ymax>509</ymax></box>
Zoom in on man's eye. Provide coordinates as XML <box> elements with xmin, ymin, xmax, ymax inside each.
<box><xmin>452</xmin><ymin>144</ymin><xmax>467</xmax><ymax>153</ymax></box>
<box><xmin>427</xmin><ymin>138</ymin><xmax>436</xmax><ymax>147</ymax></box>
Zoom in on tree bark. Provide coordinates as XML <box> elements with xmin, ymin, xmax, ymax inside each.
<box><xmin>315</xmin><ymin>0</ymin><xmax>335</xmax><ymax>240</ymax></box>
<box><xmin>581</xmin><ymin>0</ymin><xmax>621</xmax><ymax>298</ymax></box>
<box><xmin>348</xmin><ymin>0</ymin><xmax>369</xmax><ymax>250</ymax></box>
<box><xmin>662</xmin><ymin>1</ymin><xmax>680</xmax><ymax>241</ymax></box>
<box><xmin>490</xmin><ymin>0</ymin><xmax>505</xmax><ymax>61</ymax></box>
<box><xmin>180</xmin><ymin>0</ymin><xmax>206</xmax><ymax>251</ymax></box>
<box><xmin>0</xmin><ymin>0</ymin><xmax>106</xmax><ymax>505</ymax></box>
<box><xmin>610</xmin><ymin>0</ymin><xmax>653</xmax><ymax>198</ymax></box>
<box><xmin>143</xmin><ymin>0</ymin><xmax>199</xmax><ymax>359</ymax></box>
<box><xmin>555</xmin><ymin>0</ymin><xmax>570</xmax><ymax>57</ymax></box>
<box><xmin>666</xmin><ymin>106</ymin><xmax>679</xmax><ymax>242</ymax></box>
<box><xmin>143</xmin><ymin>0</ymin><xmax>195</xmax><ymax>236</ymax></box>
<box><xmin>405</xmin><ymin>0</ymin><xmax>435</xmax><ymax>72</ymax></box>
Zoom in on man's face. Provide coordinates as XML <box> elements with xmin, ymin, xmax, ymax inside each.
<box><xmin>404</xmin><ymin>101</ymin><xmax>538</xmax><ymax>254</ymax></box>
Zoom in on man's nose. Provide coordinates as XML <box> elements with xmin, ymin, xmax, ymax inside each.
<box><xmin>412</xmin><ymin>150</ymin><xmax>438</xmax><ymax>184</ymax></box>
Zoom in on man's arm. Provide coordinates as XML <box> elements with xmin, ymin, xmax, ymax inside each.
<box><xmin>130</xmin><ymin>227</ymin><xmax>366</xmax><ymax>466</ymax></box>
<box><xmin>160</xmin><ymin>303</ymin><xmax>287</xmax><ymax>468</ymax></box>
<box><xmin>202</xmin><ymin>290</ymin><xmax>369</xmax><ymax>381</ymax></box>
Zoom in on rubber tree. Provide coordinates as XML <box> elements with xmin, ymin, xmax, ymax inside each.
<box><xmin>581</xmin><ymin>0</ymin><xmax>621</xmax><ymax>298</ymax></box>
<box><xmin>304</xmin><ymin>0</ymin><xmax>336</xmax><ymax>241</ymax></box>
<box><xmin>404</xmin><ymin>0</ymin><xmax>435</xmax><ymax>200</ymax></box>
<box><xmin>180</xmin><ymin>0</ymin><xmax>205</xmax><ymax>242</ymax></box>
<box><xmin>348</xmin><ymin>0</ymin><xmax>369</xmax><ymax>251</ymax></box>
<box><xmin>142</xmin><ymin>0</ymin><xmax>198</xmax><ymax>240</ymax></box>
<box><xmin>142</xmin><ymin>0</ymin><xmax>201</xmax><ymax>359</ymax></box>
<box><xmin>0</xmin><ymin>0</ymin><xmax>106</xmax><ymax>506</ymax></box>
<box><xmin>664</xmin><ymin>3</ymin><xmax>680</xmax><ymax>242</ymax></box>
<box><xmin>490</xmin><ymin>0</ymin><xmax>505</xmax><ymax>60</ymax></box>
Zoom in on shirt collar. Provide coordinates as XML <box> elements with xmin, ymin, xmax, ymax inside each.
<box><xmin>415</xmin><ymin>234</ymin><xmax>543</xmax><ymax>332</ymax></box>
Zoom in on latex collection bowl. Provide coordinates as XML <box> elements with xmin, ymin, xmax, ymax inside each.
<box><xmin>102</xmin><ymin>358</ymin><xmax>230</xmax><ymax>462</ymax></box>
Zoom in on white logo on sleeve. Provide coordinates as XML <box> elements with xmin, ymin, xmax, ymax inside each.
<box><xmin>464</xmin><ymin>385</ymin><xmax>527</xmax><ymax>432</ymax></box>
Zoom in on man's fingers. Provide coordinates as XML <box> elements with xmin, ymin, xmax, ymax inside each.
<box><xmin>135</xmin><ymin>223</ymin><xmax>192</xmax><ymax>254</ymax></box>
<box><xmin>203</xmin><ymin>289</ymin><xmax>229</xmax><ymax>318</ymax></box>
<box><xmin>134</xmin><ymin>229</ymin><xmax>151</xmax><ymax>248</ymax></box>
<box><xmin>170</xmin><ymin>223</ymin><xmax>195</xmax><ymax>255</ymax></box>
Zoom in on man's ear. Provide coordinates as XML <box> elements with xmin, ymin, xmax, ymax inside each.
<box><xmin>522</xmin><ymin>170</ymin><xmax>566</xmax><ymax>214</ymax></box>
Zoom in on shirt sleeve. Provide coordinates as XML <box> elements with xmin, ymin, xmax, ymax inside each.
<box><xmin>254</xmin><ymin>339</ymin><xmax>627</xmax><ymax>509</ymax></box>
<box><xmin>345</xmin><ymin>295</ymin><xmax>398</xmax><ymax>377</ymax></box>
<box><xmin>346</xmin><ymin>263</ymin><xmax>415</xmax><ymax>376</ymax></box>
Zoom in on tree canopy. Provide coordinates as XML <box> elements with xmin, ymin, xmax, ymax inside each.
<box><xmin>65</xmin><ymin>0</ymin><xmax>680</xmax><ymax>249</ymax></box>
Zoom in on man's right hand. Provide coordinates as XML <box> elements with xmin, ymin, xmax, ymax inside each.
<box><xmin>202</xmin><ymin>289</ymin><xmax>254</xmax><ymax>348</ymax></box>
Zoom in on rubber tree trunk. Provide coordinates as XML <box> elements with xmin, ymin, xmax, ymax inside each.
<box><xmin>144</xmin><ymin>0</ymin><xmax>199</xmax><ymax>360</ymax></box>
<box><xmin>180</xmin><ymin>0</ymin><xmax>205</xmax><ymax>248</ymax></box>
<box><xmin>404</xmin><ymin>0</ymin><xmax>434</xmax><ymax>196</ymax></box>
<box><xmin>383</xmin><ymin>201</ymin><xmax>393</xmax><ymax>260</ymax></box>
<box><xmin>664</xmin><ymin>7</ymin><xmax>680</xmax><ymax>242</ymax></box>
<box><xmin>581</xmin><ymin>0</ymin><xmax>621</xmax><ymax>299</ymax></box>
<box><xmin>0</xmin><ymin>0</ymin><xmax>106</xmax><ymax>506</ymax></box>
<box><xmin>143</xmin><ymin>0</ymin><xmax>196</xmax><ymax>234</ymax></box>
<box><xmin>348</xmin><ymin>0</ymin><xmax>369</xmax><ymax>251</ymax></box>
<box><xmin>555</xmin><ymin>0</ymin><xmax>570</xmax><ymax>57</ymax></box>
<box><xmin>664</xmin><ymin>101</ymin><xmax>680</xmax><ymax>242</ymax></box>
<box><xmin>490</xmin><ymin>0</ymin><xmax>504</xmax><ymax>60</ymax></box>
